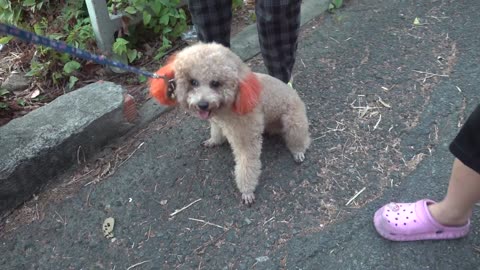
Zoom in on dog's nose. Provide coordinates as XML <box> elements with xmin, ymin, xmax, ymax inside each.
<box><xmin>197</xmin><ymin>101</ymin><xmax>209</xmax><ymax>111</ymax></box>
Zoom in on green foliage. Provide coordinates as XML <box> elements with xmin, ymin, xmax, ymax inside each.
<box><xmin>63</xmin><ymin>61</ymin><xmax>81</xmax><ymax>74</ymax></box>
<box><xmin>1</xmin><ymin>0</ymin><xmax>94</xmax><ymax>90</ymax></box>
<box><xmin>109</xmin><ymin>0</ymin><xmax>187</xmax><ymax>64</ymax></box>
<box><xmin>232</xmin><ymin>0</ymin><xmax>243</xmax><ymax>10</ymax></box>
<box><xmin>1</xmin><ymin>0</ymin><xmax>193</xmax><ymax>90</ymax></box>
<box><xmin>0</xmin><ymin>88</ymin><xmax>9</xmax><ymax>110</ymax></box>
<box><xmin>328</xmin><ymin>0</ymin><xmax>344</xmax><ymax>12</ymax></box>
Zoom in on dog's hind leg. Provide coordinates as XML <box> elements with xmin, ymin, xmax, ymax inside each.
<box><xmin>203</xmin><ymin>121</ymin><xmax>227</xmax><ymax>147</ymax></box>
<box><xmin>282</xmin><ymin>103</ymin><xmax>311</xmax><ymax>163</ymax></box>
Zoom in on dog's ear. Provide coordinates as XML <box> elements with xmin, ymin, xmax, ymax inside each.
<box><xmin>149</xmin><ymin>55</ymin><xmax>177</xmax><ymax>106</ymax></box>
<box><xmin>232</xmin><ymin>72</ymin><xmax>262</xmax><ymax>115</ymax></box>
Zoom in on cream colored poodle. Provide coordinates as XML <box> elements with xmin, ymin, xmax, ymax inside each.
<box><xmin>172</xmin><ymin>42</ymin><xmax>311</xmax><ymax>205</ymax></box>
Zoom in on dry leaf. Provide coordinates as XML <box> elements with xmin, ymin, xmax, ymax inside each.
<box><xmin>30</xmin><ymin>89</ymin><xmax>40</xmax><ymax>99</ymax></box>
<box><xmin>103</xmin><ymin>217</ymin><xmax>115</xmax><ymax>239</ymax></box>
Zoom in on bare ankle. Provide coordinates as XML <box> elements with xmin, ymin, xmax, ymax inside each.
<box><xmin>428</xmin><ymin>202</ymin><xmax>470</xmax><ymax>226</ymax></box>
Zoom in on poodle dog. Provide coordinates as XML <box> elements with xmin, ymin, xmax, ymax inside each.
<box><xmin>153</xmin><ymin>42</ymin><xmax>310</xmax><ymax>205</ymax></box>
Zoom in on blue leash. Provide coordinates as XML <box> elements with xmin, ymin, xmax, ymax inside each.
<box><xmin>0</xmin><ymin>23</ymin><xmax>164</xmax><ymax>79</ymax></box>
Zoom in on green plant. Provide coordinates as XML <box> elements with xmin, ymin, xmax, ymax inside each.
<box><xmin>328</xmin><ymin>0</ymin><xmax>343</xmax><ymax>12</ymax></box>
<box><xmin>2</xmin><ymin>0</ymin><xmax>189</xmax><ymax>91</ymax></box>
<box><xmin>0</xmin><ymin>88</ymin><xmax>9</xmax><ymax>110</ymax></box>
<box><xmin>232</xmin><ymin>0</ymin><xmax>243</xmax><ymax>10</ymax></box>
<box><xmin>1</xmin><ymin>1</ymin><xmax>94</xmax><ymax>89</ymax></box>
<box><xmin>109</xmin><ymin>0</ymin><xmax>187</xmax><ymax>62</ymax></box>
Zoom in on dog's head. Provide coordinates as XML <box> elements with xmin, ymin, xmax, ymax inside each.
<box><xmin>171</xmin><ymin>42</ymin><xmax>261</xmax><ymax>119</ymax></box>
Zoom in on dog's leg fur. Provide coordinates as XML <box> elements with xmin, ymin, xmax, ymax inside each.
<box><xmin>282</xmin><ymin>102</ymin><xmax>311</xmax><ymax>163</ymax></box>
<box><xmin>203</xmin><ymin>121</ymin><xmax>227</xmax><ymax>147</ymax></box>
<box><xmin>225</xmin><ymin>118</ymin><xmax>264</xmax><ymax>205</ymax></box>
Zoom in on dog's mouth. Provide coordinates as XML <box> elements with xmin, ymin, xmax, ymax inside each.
<box><xmin>198</xmin><ymin>110</ymin><xmax>211</xmax><ymax>120</ymax></box>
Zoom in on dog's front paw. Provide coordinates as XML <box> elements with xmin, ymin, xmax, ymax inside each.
<box><xmin>241</xmin><ymin>192</ymin><xmax>255</xmax><ymax>206</ymax></box>
<box><xmin>202</xmin><ymin>138</ymin><xmax>224</xmax><ymax>148</ymax></box>
<box><xmin>293</xmin><ymin>152</ymin><xmax>305</xmax><ymax>163</ymax></box>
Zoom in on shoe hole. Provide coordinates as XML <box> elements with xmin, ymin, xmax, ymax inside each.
<box><xmin>388</xmin><ymin>220</ymin><xmax>390</xmax><ymax>223</ymax></box>
<box><xmin>414</xmin><ymin>220</ymin><xmax>417</xmax><ymax>222</ymax></box>
<box><xmin>404</xmin><ymin>223</ymin><xmax>407</xmax><ymax>225</ymax></box>
<box><xmin>395</xmin><ymin>224</ymin><xmax>398</xmax><ymax>226</ymax></box>
<box><xmin>403</xmin><ymin>209</ymin><xmax>406</xmax><ymax>212</ymax></box>
<box><xmin>397</xmin><ymin>213</ymin><xmax>400</xmax><ymax>215</ymax></box>
<box><xmin>406</xmin><ymin>217</ymin><xmax>409</xmax><ymax>219</ymax></box>
<box><xmin>410</xmin><ymin>211</ymin><xmax>413</xmax><ymax>214</ymax></box>
<box><xmin>387</xmin><ymin>210</ymin><xmax>390</xmax><ymax>212</ymax></box>
<box><xmin>395</xmin><ymin>218</ymin><xmax>398</xmax><ymax>220</ymax></box>
<box><xmin>436</xmin><ymin>230</ymin><xmax>443</xmax><ymax>234</ymax></box>
<box><xmin>386</xmin><ymin>214</ymin><xmax>389</xmax><ymax>216</ymax></box>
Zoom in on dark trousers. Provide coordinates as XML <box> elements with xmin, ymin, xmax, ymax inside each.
<box><xmin>450</xmin><ymin>105</ymin><xmax>480</xmax><ymax>174</ymax></box>
<box><xmin>187</xmin><ymin>0</ymin><xmax>301</xmax><ymax>83</ymax></box>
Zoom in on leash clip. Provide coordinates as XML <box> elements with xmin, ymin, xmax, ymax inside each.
<box><xmin>167</xmin><ymin>79</ymin><xmax>176</xmax><ymax>100</ymax></box>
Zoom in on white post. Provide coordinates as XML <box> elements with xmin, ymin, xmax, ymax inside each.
<box><xmin>85</xmin><ymin>0</ymin><xmax>126</xmax><ymax>72</ymax></box>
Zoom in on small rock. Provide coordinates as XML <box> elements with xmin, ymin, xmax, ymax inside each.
<box><xmin>1</xmin><ymin>72</ymin><xmax>31</xmax><ymax>92</ymax></box>
<box><xmin>255</xmin><ymin>256</ymin><xmax>269</xmax><ymax>263</ymax></box>
<box><xmin>244</xmin><ymin>218</ymin><xmax>252</xmax><ymax>225</ymax></box>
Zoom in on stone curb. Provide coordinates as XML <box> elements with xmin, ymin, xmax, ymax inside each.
<box><xmin>0</xmin><ymin>82</ymin><xmax>139</xmax><ymax>216</ymax></box>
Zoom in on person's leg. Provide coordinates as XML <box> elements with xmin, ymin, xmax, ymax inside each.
<box><xmin>429</xmin><ymin>104</ymin><xmax>480</xmax><ymax>225</ymax></box>
<box><xmin>428</xmin><ymin>158</ymin><xmax>480</xmax><ymax>226</ymax></box>
<box><xmin>187</xmin><ymin>0</ymin><xmax>232</xmax><ymax>47</ymax></box>
<box><xmin>374</xmin><ymin>104</ymin><xmax>480</xmax><ymax>241</ymax></box>
<box><xmin>256</xmin><ymin>0</ymin><xmax>301</xmax><ymax>83</ymax></box>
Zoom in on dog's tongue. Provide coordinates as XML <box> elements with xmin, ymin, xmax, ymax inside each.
<box><xmin>198</xmin><ymin>110</ymin><xmax>210</xmax><ymax>120</ymax></box>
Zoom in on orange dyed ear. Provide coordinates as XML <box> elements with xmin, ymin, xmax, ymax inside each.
<box><xmin>149</xmin><ymin>55</ymin><xmax>177</xmax><ymax>106</ymax></box>
<box><xmin>232</xmin><ymin>73</ymin><xmax>262</xmax><ymax>115</ymax></box>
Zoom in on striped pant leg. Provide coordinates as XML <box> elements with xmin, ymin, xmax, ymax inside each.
<box><xmin>186</xmin><ymin>0</ymin><xmax>233</xmax><ymax>48</ymax></box>
<box><xmin>256</xmin><ymin>0</ymin><xmax>301</xmax><ymax>83</ymax></box>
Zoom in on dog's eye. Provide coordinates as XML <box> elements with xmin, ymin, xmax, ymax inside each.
<box><xmin>190</xmin><ymin>79</ymin><xmax>199</xmax><ymax>87</ymax></box>
<box><xmin>210</xmin><ymin>80</ymin><xmax>221</xmax><ymax>88</ymax></box>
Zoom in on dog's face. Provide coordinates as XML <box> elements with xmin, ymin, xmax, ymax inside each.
<box><xmin>173</xmin><ymin>43</ymin><xmax>244</xmax><ymax>119</ymax></box>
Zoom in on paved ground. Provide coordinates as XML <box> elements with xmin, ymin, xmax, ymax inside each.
<box><xmin>1</xmin><ymin>0</ymin><xmax>480</xmax><ymax>269</ymax></box>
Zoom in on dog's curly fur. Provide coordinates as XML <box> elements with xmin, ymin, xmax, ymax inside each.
<box><xmin>173</xmin><ymin>42</ymin><xmax>311</xmax><ymax>205</ymax></box>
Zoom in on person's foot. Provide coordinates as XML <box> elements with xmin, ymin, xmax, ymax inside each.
<box><xmin>428</xmin><ymin>202</ymin><xmax>471</xmax><ymax>226</ymax></box>
<box><xmin>373</xmin><ymin>199</ymin><xmax>470</xmax><ymax>241</ymax></box>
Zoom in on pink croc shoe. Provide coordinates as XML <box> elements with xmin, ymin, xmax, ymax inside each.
<box><xmin>374</xmin><ymin>199</ymin><xmax>470</xmax><ymax>241</ymax></box>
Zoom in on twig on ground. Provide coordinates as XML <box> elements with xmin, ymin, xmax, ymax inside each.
<box><xmin>194</xmin><ymin>229</ymin><xmax>230</xmax><ymax>255</ymax></box>
<box><xmin>263</xmin><ymin>216</ymin><xmax>275</xmax><ymax>226</ymax></box>
<box><xmin>329</xmin><ymin>37</ymin><xmax>340</xmax><ymax>43</ymax></box>
<box><xmin>373</xmin><ymin>114</ymin><xmax>382</xmax><ymax>130</ymax></box>
<box><xmin>54</xmin><ymin>211</ymin><xmax>66</xmax><ymax>226</ymax></box>
<box><xmin>300</xmin><ymin>58</ymin><xmax>306</xmax><ymax>68</ymax></box>
<box><xmin>170</xmin><ymin>199</ymin><xmax>202</xmax><ymax>217</ymax></box>
<box><xmin>188</xmin><ymin>218</ymin><xmax>227</xmax><ymax>230</ymax></box>
<box><xmin>346</xmin><ymin>187</ymin><xmax>366</xmax><ymax>206</ymax></box>
<box><xmin>412</xmin><ymin>70</ymin><xmax>449</xmax><ymax>82</ymax></box>
<box><xmin>377</xmin><ymin>97</ymin><xmax>391</xmax><ymax>108</ymax></box>
<box><xmin>118</xmin><ymin>142</ymin><xmax>145</xmax><ymax>168</ymax></box>
<box><xmin>126</xmin><ymin>260</ymin><xmax>152</xmax><ymax>270</ymax></box>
